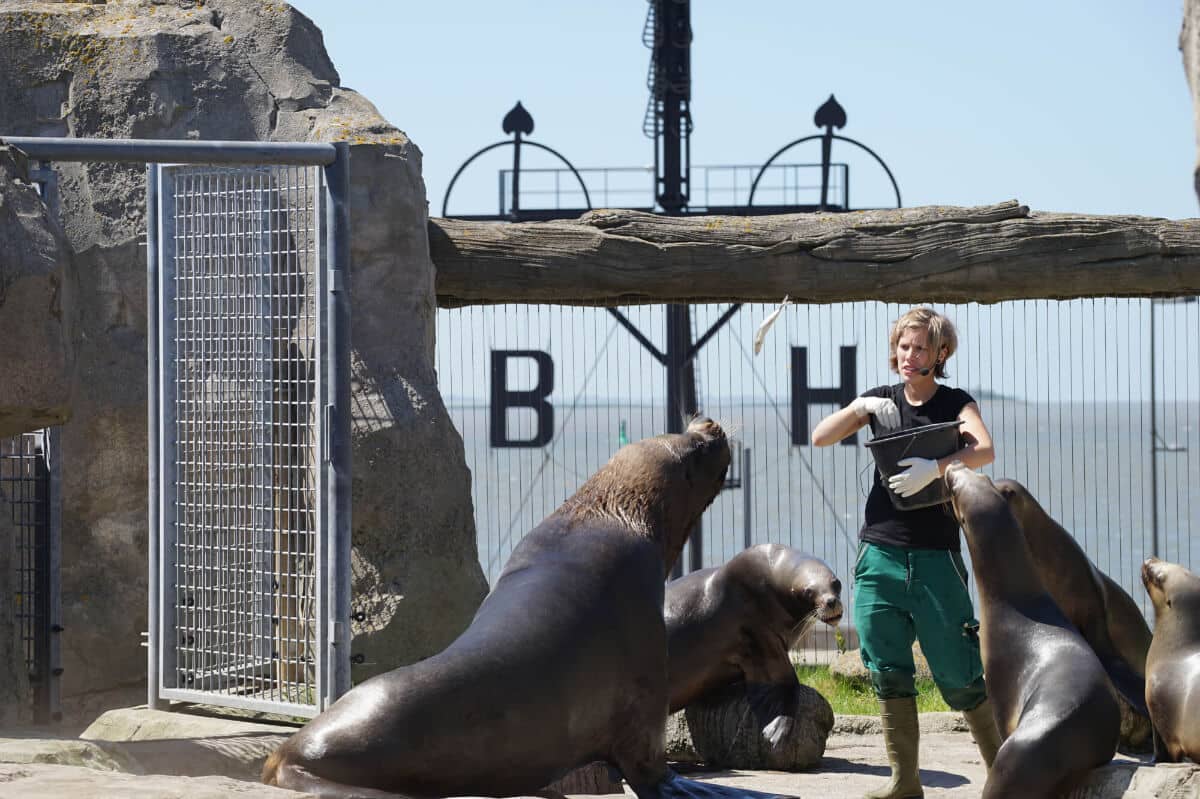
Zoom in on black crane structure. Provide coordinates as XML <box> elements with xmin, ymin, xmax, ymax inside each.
<box><xmin>444</xmin><ymin>1</ymin><xmax>901</xmax><ymax>576</ymax></box>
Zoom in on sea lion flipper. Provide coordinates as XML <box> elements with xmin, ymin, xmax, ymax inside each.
<box><xmin>741</xmin><ymin>680</ymin><xmax>806</xmax><ymax>749</ymax></box>
<box><xmin>649</xmin><ymin>769</ymin><xmax>799</xmax><ymax>799</ymax></box>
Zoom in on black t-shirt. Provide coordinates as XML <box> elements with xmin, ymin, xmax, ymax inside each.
<box><xmin>859</xmin><ymin>383</ymin><xmax>976</xmax><ymax>551</ymax></box>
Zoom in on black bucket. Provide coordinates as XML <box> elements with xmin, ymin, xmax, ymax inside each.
<box><xmin>864</xmin><ymin>420</ymin><xmax>964</xmax><ymax>511</ymax></box>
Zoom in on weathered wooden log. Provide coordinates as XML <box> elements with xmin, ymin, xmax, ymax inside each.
<box><xmin>428</xmin><ymin>200</ymin><xmax>1200</xmax><ymax>306</ymax></box>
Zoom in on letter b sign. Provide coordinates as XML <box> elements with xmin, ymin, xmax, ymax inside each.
<box><xmin>490</xmin><ymin>350</ymin><xmax>554</xmax><ymax>448</ymax></box>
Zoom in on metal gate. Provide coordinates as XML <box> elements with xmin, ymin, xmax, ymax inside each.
<box><xmin>0</xmin><ymin>429</ymin><xmax>60</xmax><ymax>722</ymax></box>
<box><xmin>147</xmin><ymin>147</ymin><xmax>350</xmax><ymax>717</ymax></box>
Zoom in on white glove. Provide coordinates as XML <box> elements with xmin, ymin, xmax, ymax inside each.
<box><xmin>849</xmin><ymin>396</ymin><xmax>900</xmax><ymax>429</ymax></box>
<box><xmin>887</xmin><ymin>457</ymin><xmax>941</xmax><ymax>498</ymax></box>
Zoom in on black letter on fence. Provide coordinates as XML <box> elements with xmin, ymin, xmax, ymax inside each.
<box><xmin>791</xmin><ymin>346</ymin><xmax>858</xmax><ymax>446</ymax></box>
<box><xmin>490</xmin><ymin>350</ymin><xmax>555</xmax><ymax>448</ymax></box>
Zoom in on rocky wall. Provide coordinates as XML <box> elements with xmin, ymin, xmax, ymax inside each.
<box><xmin>0</xmin><ymin>0</ymin><xmax>485</xmax><ymax>717</ymax></box>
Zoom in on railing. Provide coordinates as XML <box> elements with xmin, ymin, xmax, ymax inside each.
<box><xmin>497</xmin><ymin>162</ymin><xmax>850</xmax><ymax>216</ymax></box>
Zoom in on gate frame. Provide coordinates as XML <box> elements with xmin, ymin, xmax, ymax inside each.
<box><xmin>4</xmin><ymin>136</ymin><xmax>352</xmax><ymax>717</ymax></box>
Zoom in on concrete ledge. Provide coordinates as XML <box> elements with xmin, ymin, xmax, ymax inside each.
<box><xmin>1</xmin><ymin>706</ymin><xmax>1196</xmax><ymax>798</ymax></box>
<box><xmin>1069</xmin><ymin>760</ymin><xmax>1200</xmax><ymax>798</ymax></box>
<box><xmin>78</xmin><ymin>706</ymin><xmax>296</xmax><ymax>780</ymax></box>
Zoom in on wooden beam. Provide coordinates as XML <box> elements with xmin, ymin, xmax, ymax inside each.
<box><xmin>428</xmin><ymin>200</ymin><xmax>1200</xmax><ymax>306</ymax></box>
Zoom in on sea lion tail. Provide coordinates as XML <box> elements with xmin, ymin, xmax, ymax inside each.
<box><xmin>261</xmin><ymin>747</ymin><xmax>285</xmax><ymax>785</ymax></box>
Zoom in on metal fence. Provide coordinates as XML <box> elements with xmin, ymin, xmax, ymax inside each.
<box><xmin>497</xmin><ymin>162</ymin><xmax>850</xmax><ymax>215</ymax></box>
<box><xmin>148</xmin><ymin>152</ymin><xmax>350</xmax><ymax>717</ymax></box>
<box><xmin>435</xmin><ymin>299</ymin><xmax>1198</xmax><ymax>658</ymax></box>
<box><xmin>0</xmin><ymin>430</ymin><xmax>60</xmax><ymax>722</ymax></box>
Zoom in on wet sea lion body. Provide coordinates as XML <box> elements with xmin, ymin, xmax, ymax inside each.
<box><xmin>1141</xmin><ymin>557</ymin><xmax>1200</xmax><ymax>764</ymax></box>
<box><xmin>947</xmin><ymin>464</ymin><xmax>1118</xmax><ymax>798</ymax></box>
<box><xmin>665</xmin><ymin>544</ymin><xmax>842</xmax><ymax>743</ymax></box>
<box><xmin>262</xmin><ymin>418</ymin><xmax>762</xmax><ymax>799</ymax></box>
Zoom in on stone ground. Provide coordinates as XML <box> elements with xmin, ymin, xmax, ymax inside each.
<box><xmin>0</xmin><ymin>707</ymin><xmax>1195</xmax><ymax>798</ymax></box>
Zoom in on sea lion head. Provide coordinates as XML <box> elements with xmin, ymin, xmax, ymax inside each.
<box><xmin>1141</xmin><ymin>557</ymin><xmax>1200</xmax><ymax>621</ymax></box>
<box><xmin>993</xmin><ymin>477</ymin><xmax>1039</xmax><ymax>517</ymax></box>
<box><xmin>562</xmin><ymin>416</ymin><xmax>730</xmax><ymax>574</ymax></box>
<box><xmin>945</xmin><ymin>462</ymin><xmax>1007</xmax><ymax>529</ymax></box>
<box><xmin>763</xmin><ymin>545</ymin><xmax>843</xmax><ymax>633</ymax></box>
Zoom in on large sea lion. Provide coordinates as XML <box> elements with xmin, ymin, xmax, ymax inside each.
<box><xmin>665</xmin><ymin>544</ymin><xmax>842</xmax><ymax>743</ymax></box>
<box><xmin>1141</xmin><ymin>557</ymin><xmax>1200</xmax><ymax>763</ymax></box>
<box><xmin>946</xmin><ymin>464</ymin><xmax>1119</xmax><ymax>798</ymax></box>
<box><xmin>994</xmin><ymin>479</ymin><xmax>1154</xmax><ymax>742</ymax></box>
<box><xmin>262</xmin><ymin>417</ymin><xmax>779</xmax><ymax>799</ymax></box>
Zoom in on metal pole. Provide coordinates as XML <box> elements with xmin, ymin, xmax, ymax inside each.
<box><xmin>32</xmin><ymin>437</ymin><xmax>51</xmax><ymax>724</ymax></box>
<box><xmin>2</xmin><ymin>136</ymin><xmax>336</xmax><ymax>166</ymax></box>
<box><xmin>45</xmin><ymin>427</ymin><xmax>61</xmax><ymax>722</ymax></box>
<box><xmin>666</xmin><ymin>304</ymin><xmax>686</xmax><ymax>578</ymax></box>
<box><xmin>742</xmin><ymin>446</ymin><xmax>752</xmax><ymax>550</ymax></box>
<box><xmin>510</xmin><ymin>132</ymin><xmax>522</xmax><ymax>220</ymax></box>
<box><xmin>324</xmin><ymin>142</ymin><xmax>352</xmax><ymax>705</ymax></box>
<box><xmin>819</xmin><ymin>129</ymin><xmax>833</xmax><ymax>211</ymax></box>
<box><xmin>145</xmin><ymin>164</ymin><xmax>161</xmax><ymax>710</ymax></box>
<box><xmin>1150</xmin><ymin>299</ymin><xmax>1159</xmax><ymax>557</ymax></box>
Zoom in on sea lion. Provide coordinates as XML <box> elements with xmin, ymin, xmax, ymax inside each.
<box><xmin>994</xmin><ymin>479</ymin><xmax>1154</xmax><ymax>741</ymax></box>
<box><xmin>946</xmin><ymin>464</ymin><xmax>1119</xmax><ymax>798</ymax></box>
<box><xmin>262</xmin><ymin>417</ymin><xmax>771</xmax><ymax>799</ymax></box>
<box><xmin>1141</xmin><ymin>557</ymin><xmax>1200</xmax><ymax>763</ymax></box>
<box><xmin>665</xmin><ymin>544</ymin><xmax>842</xmax><ymax>747</ymax></box>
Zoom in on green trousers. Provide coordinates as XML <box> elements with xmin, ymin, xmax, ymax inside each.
<box><xmin>853</xmin><ymin>541</ymin><xmax>987</xmax><ymax>711</ymax></box>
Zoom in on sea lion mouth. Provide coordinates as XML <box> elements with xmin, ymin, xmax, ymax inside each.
<box><xmin>1142</xmin><ymin>557</ymin><xmax>1165</xmax><ymax>589</ymax></box>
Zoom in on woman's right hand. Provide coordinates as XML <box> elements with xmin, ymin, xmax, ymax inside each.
<box><xmin>849</xmin><ymin>396</ymin><xmax>900</xmax><ymax>429</ymax></box>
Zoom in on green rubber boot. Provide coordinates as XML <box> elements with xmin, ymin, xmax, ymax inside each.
<box><xmin>864</xmin><ymin>696</ymin><xmax>924</xmax><ymax>799</ymax></box>
<box><xmin>962</xmin><ymin>697</ymin><xmax>1002</xmax><ymax>770</ymax></box>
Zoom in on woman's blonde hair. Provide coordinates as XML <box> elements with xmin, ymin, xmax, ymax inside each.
<box><xmin>888</xmin><ymin>307</ymin><xmax>957</xmax><ymax>379</ymax></box>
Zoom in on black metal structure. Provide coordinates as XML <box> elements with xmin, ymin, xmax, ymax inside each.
<box><xmin>442</xmin><ymin>102</ymin><xmax>592</xmax><ymax>222</ymax></box>
<box><xmin>645</xmin><ymin>0</ymin><xmax>692</xmax><ymax>215</ymax></box>
<box><xmin>441</xmin><ymin>1</ymin><xmax>902</xmax><ymax>576</ymax></box>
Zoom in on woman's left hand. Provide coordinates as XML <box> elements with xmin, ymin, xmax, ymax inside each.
<box><xmin>888</xmin><ymin>457</ymin><xmax>941</xmax><ymax>497</ymax></box>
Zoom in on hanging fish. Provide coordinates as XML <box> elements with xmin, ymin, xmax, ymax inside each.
<box><xmin>752</xmin><ymin>295</ymin><xmax>793</xmax><ymax>355</ymax></box>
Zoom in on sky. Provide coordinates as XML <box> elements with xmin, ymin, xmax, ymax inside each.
<box><xmin>289</xmin><ymin>1</ymin><xmax>1198</xmax><ymax>221</ymax></box>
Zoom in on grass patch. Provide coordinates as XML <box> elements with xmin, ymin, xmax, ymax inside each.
<box><xmin>795</xmin><ymin>664</ymin><xmax>950</xmax><ymax>715</ymax></box>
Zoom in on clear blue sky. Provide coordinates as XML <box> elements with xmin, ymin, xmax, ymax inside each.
<box><xmin>290</xmin><ymin>1</ymin><xmax>1197</xmax><ymax>220</ymax></box>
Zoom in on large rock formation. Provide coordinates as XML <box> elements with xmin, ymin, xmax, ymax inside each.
<box><xmin>0</xmin><ymin>144</ymin><xmax>74</xmax><ymax>438</ymax></box>
<box><xmin>0</xmin><ymin>0</ymin><xmax>486</xmax><ymax>716</ymax></box>
<box><xmin>0</xmin><ymin>143</ymin><xmax>74</xmax><ymax>724</ymax></box>
<box><xmin>1186</xmin><ymin>0</ymin><xmax>1200</xmax><ymax>209</ymax></box>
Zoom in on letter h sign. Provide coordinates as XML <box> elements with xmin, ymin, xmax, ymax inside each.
<box><xmin>791</xmin><ymin>346</ymin><xmax>857</xmax><ymax>446</ymax></box>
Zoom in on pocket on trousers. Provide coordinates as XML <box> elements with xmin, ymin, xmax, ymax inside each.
<box><xmin>854</xmin><ymin>541</ymin><xmax>869</xmax><ymax>576</ymax></box>
<box><xmin>948</xmin><ymin>551</ymin><xmax>970</xmax><ymax>593</ymax></box>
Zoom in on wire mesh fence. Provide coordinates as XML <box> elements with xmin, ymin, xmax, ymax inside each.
<box><xmin>155</xmin><ymin>163</ymin><xmax>328</xmax><ymax>715</ymax></box>
<box><xmin>0</xmin><ymin>433</ymin><xmax>49</xmax><ymax>719</ymax></box>
<box><xmin>436</xmin><ymin>299</ymin><xmax>1198</xmax><ymax>660</ymax></box>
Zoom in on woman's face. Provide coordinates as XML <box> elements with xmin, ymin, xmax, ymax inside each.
<box><xmin>895</xmin><ymin>326</ymin><xmax>941</xmax><ymax>381</ymax></box>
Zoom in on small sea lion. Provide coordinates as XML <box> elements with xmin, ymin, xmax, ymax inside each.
<box><xmin>1141</xmin><ymin>557</ymin><xmax>1200</xmax><ymax>764</ymax></box>
<box><xmin>665</xmin><ymin>544</ymin><xmax>842</xmax><ymax>746</ymax></box>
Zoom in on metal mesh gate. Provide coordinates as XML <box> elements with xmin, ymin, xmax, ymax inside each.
<box><xmin>149</xmin><ymin>154</ymin><xmax>349</xmax><ymax>717</ymax></box>
<box><xmin>0</xmin><ymin>430</ymin><xmax>59</xmax><ymax>722</ymax></box>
